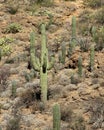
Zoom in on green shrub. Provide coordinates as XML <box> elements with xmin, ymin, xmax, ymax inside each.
<box><xmin>94</xmin><ymin>7</ymin><xmax>104</xmax><ymax>24</ymax></box>
<box><xmin>4</xmin><ymin>23</ymin><xmax>22</xmax><ymax>33</ymax></box>
<box><xmin>92</xmin><ymin>26</ymin><xmax>104</xmax><ymax>51</ymax></box>
<box><xmin>6</xmin><ymin>115</ymin><xmax>21</xmax><ymax>130</ymax></box>
<box><xmin>83</xmin><ymin>0</ymin><xmax>103</xmax><ymax>8</ymax></box>
<box><xmin>0</xmin><ymin>37</ymin><xmax>13</xmax><ymax>56</ymax></box>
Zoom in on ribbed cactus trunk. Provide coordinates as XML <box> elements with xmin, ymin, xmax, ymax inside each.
<box><xmin>90</xmin><ymin>46</ymin><xmax>95</xmax><ymax>72</ymax></box>
<box><xmin>72</xmin><ymin>16</ymin><xmax>76</xmax><ymax>39</ymax></box>
<box><xmin>53</xmin><ymin>104</ymin><xmax>61</xmax><ymax>130</ymax></box>
<box><xmin>40</xmin><ymin>24</ymin><xmax>48</xmax><ymax>104</ymax></box>
<box><xmin>68</xmin><ymin>16</ymin><xmax>77</xmax><ymax>57</ymax></box>
<box><xmin>78</xmin><ymin>56</ymin><xmax>82</xmax><ymax>77</ymax></box>
<box><xmin>71</xmin><ymin>16</ymin><xmax>76</xmax><ymax>48</ymax></box>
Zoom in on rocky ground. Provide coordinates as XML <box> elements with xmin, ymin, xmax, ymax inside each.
<box><xmin>0</xmin><ymin>0</ymin><xmax>104</xmax><ymax>130</ymax></box>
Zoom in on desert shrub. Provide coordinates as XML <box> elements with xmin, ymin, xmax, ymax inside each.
<box><xmin>86</xmin><ymin>97</ymin><xmax>104</xmax><ymax>129</ymax></box>
<box><xmin>0</xmin><ymin>37</ymin><xmax>13</xmax><ymax>57</ymax></box>
<box><xmin>6</xmin><ymin>114</ymin><xmax>21</xmax><ymax>130</ymax></box>
<box><xmin>4</xmin><ymin>23</ymin><xmax>22</xmax><ymax>33</ymax></box>
<box><xmin>78</xmin><ymin>22</ymin><xmax>91</xmax><ymax>36</ymax></box>
<box><xmin>83</xmin><ymin>0</ymin><xmax>103</xmax><ymax>8</ymax></box>
<box><xmin>36</xmin><ymin>0</ymin><xmax>54</xmax><ymax>7</ymax></box>
<box><xmin>6</xmin><ymin>2</ymin><xmax>19</xmax><ymax>14</ymax></box>
<box><xmin>61</xmin><ymin>105</ymin><xmax>73</xmax><ymax>122</ymax></box>
<box><xmin>94</xmin><ymin>7</ymin><xmax>104</xmax><ymax>25</ymax></box>
<box><xmin>70</xmin><ymin>116</ymin><xmax>86</xmax><ymax>130</ymax></box>
<box><xmin>78</xmin><ymin>37</ymin><xmax>91</xmax><ymax>52</ymax></box>
<box><xmin>0</xmin><ymin>66</ymin><xmax>10</xmax><ymax>91</ymax></box>
<box><xmin>78</xmin><ymin>9</ymin><xmax>92</xmax><ymax>23</ymax></box>
<box><xmin>64</xmin><ymin>0</ymin><xmax>76</xmax><ymax>1</ymax></box>
<box><xmin>92</xmin><ymin>26</ymin><xmax>104</xmax><ymax>51</ymax></box>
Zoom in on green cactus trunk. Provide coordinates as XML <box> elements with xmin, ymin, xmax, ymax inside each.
<box><xmin>72</xmin><ymin>16</ymin><xmax>76</xmax><ymax>39</ymax></box>
<box><xmin>0</xmin><ymin>49</ymin><xmax>1</xmax><ymax>61</ymax></box>
<box><xmin>78</xmin><ymin>56</ymin><xmax>82</xmax><ymax>77</ymax></box>
<box><xmin>71</xmin><ymin>16</ymin><xmax>76</xmax><ymax>49</ymax></box>
<box><xmin>68</xmin><ymin>16</ymin><xmax>77</xmax><ymax>57</ymax></box>
<box><xmin>59</xmin><ymin>43</ymin><xmax>66</xmax><ymax>64</ymax></box>
<box><xmin>53</xmin><ymin>104</ymin><xmax>61</xmax><ymax>130</ymax></box>
<box><xmin>40</xmin><ymin>24</ymin><xmax>48</xmax><ymax>104</ymax></box>
<box><xmin>90</xmin><ymin>46</ymin><xmax>95</xmax><ymax>72</ymax></box>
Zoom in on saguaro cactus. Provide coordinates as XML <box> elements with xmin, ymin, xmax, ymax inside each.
<box><xmin>0</xmin><ymin>49</ymin><xmax>1</xmax><ymax>61</ymax></box>
<box><xmin>30</xmin><ymin>24</ymin><xmax>54</xmax><ymax>104</ymax></box>
<box><xmin>59</xmin><ymin>42</ymin><xmax>66</xmax><ymax>64</ymax></box>
<box><xmin>68</xmin><ymin>16</ymin><xmax>77</xmax><ymax>57</ymax></box>
<box><xmin>53</xmin><ymin>104</ymin><xmax>61</xmax><ymax>130</ymax></box>
<box><xmin>78</xmin><ymin>56</ymin><xmax>82</xmax><ymax>77</ymax></box>
<box><xmin>89</xmin><ymin>45</ymin><xmax>95</xmax><ymax>72</ymax></box>
<box><xmin>72</xmin><ymin>16</ymin><xmax>76</xmax><ymax>39</ymax></box>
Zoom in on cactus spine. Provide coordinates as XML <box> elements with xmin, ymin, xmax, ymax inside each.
<box><xmin>53</xmin><ymin>104</ymin><xmax>61</xmax><ymax>130</ymax></box>
<box><xmin>78</xmin><ymin>56</ymin><xmax>82</xmax><ymax>77</ymax></box>
<box><xmin>89</xmin><ymin>46</ymin><xmax>95</xmax><ymax>72</ymax></box>
<box><xmin>30</xmin><ymin>24</ymin><xmax>54</xmax><ymax>104</ymax></box>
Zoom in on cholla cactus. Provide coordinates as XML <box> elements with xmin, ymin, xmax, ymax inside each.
<box><xmin>53</xmin><ymin>104</ymin><xmax>61</xmax><ymax>130</ymax></box>
<box><xmin>30</xmin><ymin>24</ymin><xmax>54</xmax><ymax>105</ymax></box>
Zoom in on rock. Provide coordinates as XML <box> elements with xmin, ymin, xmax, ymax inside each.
<box><xmin>48</xmin><ymin>24</ymin><xmax>58</xmax><ymax>33</ymax></box>
<box><xmin>2</xmin><ymin>103</ymin><xmax>11</xmax><ymax>110</ymax></box>
<box><xmin>16</xmin><ymin>87</ymin><xmax>26</xmax><ymax>97</ymax></box>
<box><xmin>65</xmin><ymin>84</ymin><xmax>78</xmax><ymax>91</ymax></box>
<box><xmin>24</xmin><ymin>79</ymin><xmax>40</xmax><ymax>89</ymax></box>
<box><xmin>22</xmin><ymin>114</ymin><xmax>45</xmax><ymax>127</ymax></box>
<box><xmin>78</xmin><ymin>84</ymin><xmax>92</xmax><ymax>96</ymax></box>
<box><xmin>92</xmin><ymin>84</ymin><xmax>100</xmax><ymax>89</ymax></box>
<box><xmin>1</xmin><ymin>90</ymin><xmax>11</xmax><ymax>98</ymax></box>
<box><xmin>10</xmin><ymin>68</ymin><xmax>19</xmax><ymax>74</ymax></box>
<box><xmin>99</xmin><ymin>88</ymin><xmax>104</xmax><ymax>96</ymax></box>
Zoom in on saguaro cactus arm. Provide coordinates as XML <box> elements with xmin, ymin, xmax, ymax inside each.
<box><xmin>30</xmin><ymin>32</ymin><xmax>40</xmax><ymax>71</ymax></box>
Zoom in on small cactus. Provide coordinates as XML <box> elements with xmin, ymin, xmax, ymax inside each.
<box><xmin>68</xmin><ymin>16</ymin><xmax>77</xmax><ymax>57</ymax></box>
<box><xmin>78</xmin><ymin>56</ymin><xmax>82</xmax><ymax>77</ymax></box>
<box><xmin>0</xmin><ymin>49</ymin><xmax>1</xmax><ymax>61</ymax></box>
<box><xmin>72</xmin><ymin>16</ymin><xmax>76</xmax><ymax>39</ymax></box>
<box><xmin>59</xmin><ymin>43</ymin><xmax>66</xmax><ymax>64</ymax></box>
<box><xmin>89</xmin><ymin>45</ymin><xmax>95</xmax><ymax>72</ymax></box>
<box><xmin>53</xmin><ymin>104</ymin><xmax>61</xmax><ymax>130</ymax></box>
<box><xmin>11</xmin><ymin>80</ymin><xmax>17</xmax><ymax>98</ymax></box>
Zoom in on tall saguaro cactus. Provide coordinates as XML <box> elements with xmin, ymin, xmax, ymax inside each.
<box><xmin>53</xmin><ymin>104</ymin><xmax>61</xmax><ymax>130</ymax></box>
<box><xmin>68</xmin><ymin>16</ymin><xmax>77</xmax><ymax>56</ymax></box>
<box><xmin>30</xmin><ymin>24</ymin><xmax>54</xmax><ymax>105</ymax></box>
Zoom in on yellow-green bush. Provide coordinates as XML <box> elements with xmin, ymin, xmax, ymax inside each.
<box><xmin>0</xmin><ymin>37</ymin><xmax>13</xmax><ymax>57</ymax></box>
